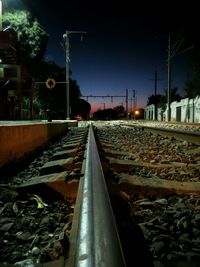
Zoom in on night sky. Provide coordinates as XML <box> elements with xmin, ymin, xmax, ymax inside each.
<box><xmin>14</xmin><ymin>1</ymin><xmax>200</xmax><ymax>112</ymax></box>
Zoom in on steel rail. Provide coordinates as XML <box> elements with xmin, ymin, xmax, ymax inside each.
<box><xmin>120</xmin><ymin>123</ymin><xmax>200</xmax><ymax>144</ymax></box>
<box><xmin>141</xmin><ymin>126</ymin><xmax>200</xmax><ymax>144</ymax></box>
<box><xmin>68</xmin><ymin>125</ymin><xmax>126</xmax><ymax>267</ymax></box>
<box><xmin>141</xmin><ymin>125</ymin><xmax>200</xmax><ymax>135</ymax></box>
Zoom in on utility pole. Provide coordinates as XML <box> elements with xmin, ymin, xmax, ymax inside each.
<box><xmin>63</xmin><ymin>30</ymin><xmax>86</xmax><ymax>119</ymax></box>
<box><xmin>167</xmin><ymin>34</ymin><xmax>172</xmax><ymax>122</ymax></box>
<box><xmin>154</xmin><ymin>70</ymin><xmax>158</xmax><ymax>97</ymax></box>
<box><xmin>150</xmin><ymin>70</ymin><xmax>162</xmax><ymax>120</ymax></box>
<box><xmin>125</xmin><ymin>88</ymin><xmax>128</xmax><ymax>118</ymax></box>
<box><xmin>132</xmin><ymin>90</ymin><xmax>136</xmax><ymax>119</ymax></box>
<box><xmin>101</xmin><ymin>103</ymin><xmax>105</xmax><ymax>110</ymax></box>
<box><xmin>167</xmin><ymin>33</ymin><xmax>193</xmax><ymax>122</ymax></box>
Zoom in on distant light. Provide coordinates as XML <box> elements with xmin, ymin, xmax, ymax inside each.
<box><xmin>0</xmin><ymin>58</ymin><xmax>2</xmax><ymax>63</ymax></box>
<box><xmin>135</xmin><ymin>110</ymin><xmax>139</xmax><ymax>115</ymax></box>
<box><xmin>74</xmin><ymin>115</ymin><xmax>82</xmax><ymax>121</ymax></box>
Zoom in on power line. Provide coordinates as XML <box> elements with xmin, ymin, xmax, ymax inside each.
<box><xmin>149</xmin><ymin>70</ymin><xmax>162</xmax><ymax>120</ymax></box>
<box><xmin>82</xmin><ymin>89</ymin><xmax>129</xmax><ymax>116</ymax></box>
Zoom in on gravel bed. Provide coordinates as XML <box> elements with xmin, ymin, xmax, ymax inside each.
<box><xmin>0</xmin><ymin>186</ymin><xmax>73</xmax><ymax>265</ymax></box>
<box><xmin>131</xmin><ymin>193</ymin><xmax>200</xmax><ymax>264</ymax></box>
<box><xmin>95</xmin><ymin>124</ymin><xmax>200</xmax><ymax>265</ymax></box>
<box><xmin>96</xmin><ymin>125</ymin><xmax>200</xmax><ymax>182</ymax></box>
<box><xmin>1</xmin><ymin>122</ymin><xmax>199</xmax><ymax>266</ymax></box>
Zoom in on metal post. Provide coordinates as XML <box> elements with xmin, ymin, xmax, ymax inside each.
<box><xmin>130</xmin><ymin>95</ymin><xmax>133</xmax><ymax>119</ymax></box>
<box><xmin>166</xmin><ymin>33</ymin><xmax>194</xmax><ymax>122</ymax></box>
<box><xmin>63</xmin><ymin>30</ymin><xmax>86</xmax><ymax>120</ymax></box>
<box><xmin>66</xmin><ymin>32</ymin><xmax>70</xmax><ymax>120</ymax></box>
<box><xmin>133</xmin><ymin>89</ymin><xmax>136</xmax><ymax>119</ymax></box>
<box><xmin>154</xmin><ymin>70</ymin><xmax>157</xmax><ymax>120</ymax></box>
<box><xmin>63</xmin><ymin>31</ymin><xmax>70</xmax><ymax>119</ymax></box>
<box><xmin>167</xmin><ymin>34</ymin><xmax>171</xmax><ymax>122</ymax></box>
<box><xmin>125</xmin><ymin>88</ymin><xmax>128</xmax><ymax>118</ymax></box>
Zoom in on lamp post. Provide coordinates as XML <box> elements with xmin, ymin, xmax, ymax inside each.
<box><xmin>63</xmin><ymin>30</ymin><xmax>86</xmax><ymax>120</ymax></box>
<box><xmin>63</xmin><ymin>31</ymin><xmax>70</xmax><ymax>119</ymax></box>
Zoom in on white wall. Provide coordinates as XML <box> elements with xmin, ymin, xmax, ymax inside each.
<box><xmin>144</xmin><ymin>96</ymin><xmax>200</xmax><ymax>123</ymax></box>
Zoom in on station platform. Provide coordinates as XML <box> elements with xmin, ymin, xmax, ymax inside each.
<box><xmin>0</xmin><ymin>120</ymin><xmax>78</xmax><ymax>170</ymax></box>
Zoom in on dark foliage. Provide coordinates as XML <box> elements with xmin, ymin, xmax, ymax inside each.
<box><xmin>93</xmin><ymin>105</ymin><xmax>126</xmax><ymax>120</ymax></box>
<box><xmin>36</xmin><ymin>61</ymin><xmax>90</xmax><ymax>119</ymax></box>
<box><xmin>71</xmin><ymin>98</ymin><xmax>91</xmax><ymax>119</ymax></box>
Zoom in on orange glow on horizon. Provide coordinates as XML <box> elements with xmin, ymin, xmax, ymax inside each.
<box><xmin>88</xmin><ymin>99</ymin><xmax>146</xmax><ymax>115</ymax></box>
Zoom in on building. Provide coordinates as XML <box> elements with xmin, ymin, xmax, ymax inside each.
<box><xmin>0</xmin><ymin>28</ymin><xmax>34</xmax><ymax>120</ymax></box>
<box><xmin>144</xmin><ymin>96</ymin><xmax>200</xmax><ymax>123</ymax></box>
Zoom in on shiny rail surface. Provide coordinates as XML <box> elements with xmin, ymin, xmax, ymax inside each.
<box><xmin>67</xmin><ymin>125</ymin><xmax>126</xmax><ymax>267</ymax></box>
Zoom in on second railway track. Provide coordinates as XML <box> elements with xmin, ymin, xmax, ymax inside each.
<box><xmin>0</xmin><ymin>121</ymin><xmax>200</xmax><ymax>267</ymax></box>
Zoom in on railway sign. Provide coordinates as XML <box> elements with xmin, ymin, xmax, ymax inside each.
<box><xmin>45</xmin><ymin>78</ymin><xmax>56</xmax><ymax>89</ymax></box>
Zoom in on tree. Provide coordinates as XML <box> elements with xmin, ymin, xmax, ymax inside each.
<box><xmin>183</xmin><ymin>45</ymin><xmax>200</xmax><ymax>99</ymax></box>
<box><xmin>2</xmin><ymin>9</ymin><xmax>90</xmax><ymax>119</ymax></box>
<box><xmin>147</xmin><ymin>94</ymin><xmax>163</xmax><ymax>106</ymax></box>
<box><xmin>93</xmin><ymin>108</ymin><xmax>117</xmax><ymax>120</ymax></box>
<box><xmin>147</xmin><ymin>94</ymin><xmax>167</xmax><ymax>113</ymax></box>
<box><xmin>114</xmin><ymin>105</ymin><xmax>126</xmax><ymax>118</ymax></box>
<box><xmin>177</xmin><ymin>25</ymin><xmax>200</xmax><ymax>99</ymax></box>
<box><xmin>35</xmin><ymin>60</ymin><xmax>90</xmax><ymax>119</ymax></box>
<box><xmin>147</xmin><ymin>87</ymin><xmax>181</xmax><ymax>112</ymax></box>
<box><xmin>3</xmin><ymin>10</ymin><xmax>48</xmax><ymax>65</ymax></box>
<box><xmin>168</xmin><ymin>87</ymin><xmax>181</xmax><ymax>103</ymax></box>
<box><xmin>184</xmin><ymin>78</ymin><xmax>200</xmax><ymax>98</ymax></box>
<box><xmin>93</xmin><ymin>105</ymin><xmax>126</xmax><ymax>120</ymax></box>
<box><xmin>71</xmin><ymin>98</ymin><xmax>91</xmax><ymax>119</ymax></box>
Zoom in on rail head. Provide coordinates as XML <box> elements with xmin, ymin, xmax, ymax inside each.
<box><xmin>67</xmin><ymin>125</ymin><xmax>126</xmax><ymax>267</ymax></box>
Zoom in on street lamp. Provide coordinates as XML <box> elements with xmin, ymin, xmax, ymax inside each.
<box><xmin>63</xmin><ymin>30</ymin><xmax>86</xmax><ymax>120</ymax></box>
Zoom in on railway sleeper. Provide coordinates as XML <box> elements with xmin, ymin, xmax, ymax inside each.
<box><xmin>0</xmin><ymin>127</ymin><xmax>88</xmax><ymax>266</ymax></box>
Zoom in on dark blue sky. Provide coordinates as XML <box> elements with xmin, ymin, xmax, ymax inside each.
<box><xmin>17</xmin><ymin>1</ymin><xmax>199</xmax><ymax>111</ymax></box>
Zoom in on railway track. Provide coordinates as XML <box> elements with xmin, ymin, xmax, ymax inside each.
<box><xmin>120</xmin><ymin>121</ymin><xmax>200</xmax><ymax>145</ymax></box>
<box><xmin>0</xmin><ymin>122</ymin><xmax>200</xmax><ymax>267</ymax></box>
